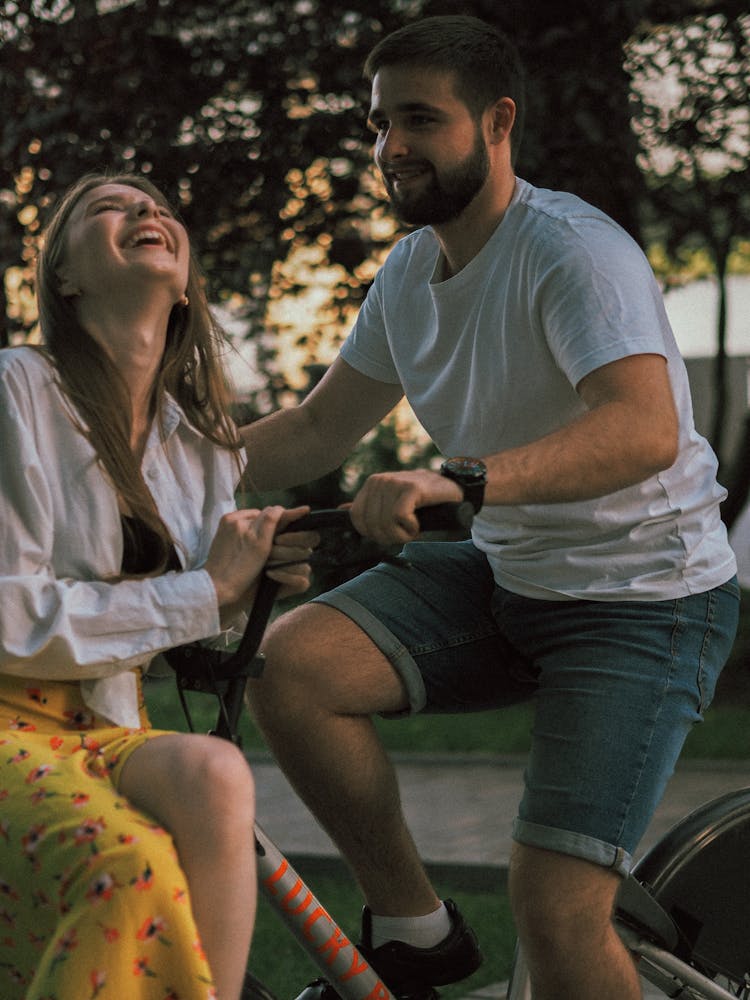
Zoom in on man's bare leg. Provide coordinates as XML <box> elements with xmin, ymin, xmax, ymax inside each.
<box><xmin>509</xmin><ymin>843</ymin><xmax>642</xmax><ymax>999</ymax></box>
<box><xmin>249</xmin><ymin>601</ymin><xmax>440</xmax><ymax>917</ymax></box>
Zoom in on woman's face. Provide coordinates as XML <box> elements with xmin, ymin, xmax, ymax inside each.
<box><xmin>56</xmin><ymin>182</ymin><xmax>190</xmax><ymax>306</ymax></box>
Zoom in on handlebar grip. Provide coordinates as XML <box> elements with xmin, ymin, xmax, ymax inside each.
<box><xmin>289</xmin><ymin>501</ymin><xmax>473</xmax><ymax>535</ymax></box>
<box><xmin>286</xmin><ymin>509</ymin><xmax>352</xmax><ymax>533</ymax></box>
<box><xmin>416</xmin><ymin>500</ymin><xmax>474</xmax><ymax>532</ymax></box>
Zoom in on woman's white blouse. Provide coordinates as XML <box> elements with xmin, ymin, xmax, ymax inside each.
<box><xmin>0</xmin><ymin>347</ymin><xmax>245</xmax><ymax>727</ymax></box>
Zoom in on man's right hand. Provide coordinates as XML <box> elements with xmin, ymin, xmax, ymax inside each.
<box><xmin>349</xmin><ymin>469</ymin><xmax>464</xmax><ymax>545</ymax></box>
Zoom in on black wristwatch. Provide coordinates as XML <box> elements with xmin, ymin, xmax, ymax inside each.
<box><xmin>439</xmin><ymin>456</ymin><xmax>487</xmax><ymax>513</ymax></box>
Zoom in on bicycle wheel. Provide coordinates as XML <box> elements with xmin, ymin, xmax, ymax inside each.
<box><xmin>630</xmin><ymin>786</ymin><xmax>750</xmax><ymax>996</ymax></box>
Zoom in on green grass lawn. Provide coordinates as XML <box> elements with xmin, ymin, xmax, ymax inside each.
<box><xmin>146</xmin><ymin>575</ymin><xmax>750</xmax><ymax>759</ymax></box>
<box><xmin>145</xmin><ymin>674</ymin><xmax>750</xmax><ymax>760</ymax></box>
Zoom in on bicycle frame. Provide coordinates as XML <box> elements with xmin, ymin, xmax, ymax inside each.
<box><xmin>255</xmin><ymin>824</ymin><xmax>395</xmax><ymax>1000</ymax></box>
<box><xmin>166</xmin><ymin>504</ymin><xmax>473</xmax><ymax>1000</ymax></box>
<box><xmin>508</xmin><ymin>925</ymin><xmax>745</xmax><ymax>1000</ymax></box>
<box><xmin>616</xmin><ymin>923</ymin><xmax>744</xmax><ymax>1000</ymax></box>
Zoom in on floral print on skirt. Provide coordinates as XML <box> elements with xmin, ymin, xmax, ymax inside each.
<box><xmin>0</xmin><ymin>674</ymin><xmax>216</xmax><ymax>999</ymax></box>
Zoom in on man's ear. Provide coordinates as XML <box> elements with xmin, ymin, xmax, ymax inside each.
<box><xmin>486</xmin><ymin>97</ymin><xmax>516</xmax><ymax>146</ymax></box>
<box><xmin>56</xmin><ymin>266</ymin><xmax>81</xmax><ymax>297</ymax></box>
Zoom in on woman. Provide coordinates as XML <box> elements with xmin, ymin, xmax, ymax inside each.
<box><xmin>0</xmin><ymin>173</ymin><xmax>314</xmax><ymax>1000</ymax></box>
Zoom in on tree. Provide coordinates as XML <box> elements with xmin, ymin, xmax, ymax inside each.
<box><xmin>626</xmin><ymin>8</ymin><xmax>750</xmax><ymax>469</ymax></box>
<box><xmin>0</xmin><ymin>0</ymin><xmax>398</xmax><ymax>347</ymax></box>
<box><xmin>2</xmin><ymin>0</ymin><xmax>748</xmax><ymax>493</ymax></box>
<box><xmin>2</xmin><ymin>0</ymin><xmax>725</xmax><ymax>344</ymax></box>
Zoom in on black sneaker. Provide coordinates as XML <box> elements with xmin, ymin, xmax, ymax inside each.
<box><xmin>357</xmin><ymin>898</ymin><xmax>483</xmax><ymax>997</ymax></box>
<box><xmin>293</xmin><ymin>981</ymin><xmax>437</xmax><ymax>1000</ymax></box>
<box><xmin>292</xmin><ymin>900</ymin><xmax>482</xmax><ymax>1000</ymax></box>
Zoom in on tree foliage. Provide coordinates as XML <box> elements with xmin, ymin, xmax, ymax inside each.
<box><xmin>627</xmin><ymin>8</ymin><xmax>750</xmax><ymax>465</ymax></box>
<box><xmin>1</xmin><ymin>0</ymin><xmax>391</xmax><ymax>346</ymax></box>
<box><xmin>1</xmin><ymin>0</ymin><xmax>748</xmax><ymax>474</ymax></box>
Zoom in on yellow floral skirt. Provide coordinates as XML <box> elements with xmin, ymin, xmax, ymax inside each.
<box><xmin>0</xmin><ymin>674</ymin><xmax>216</xmax><ymax>1000</ymax></box>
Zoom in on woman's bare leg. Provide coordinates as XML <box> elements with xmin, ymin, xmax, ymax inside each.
<box><xmin>119</xmin><ymin>733</ymin><xmax>256</xmax><ymax>1000</ymax></box>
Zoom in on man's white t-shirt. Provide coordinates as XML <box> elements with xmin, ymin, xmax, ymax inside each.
<box><xmin>340</xmin><ymin>178</ymin><xmax>736</xmax><ymax>600</ymax></box>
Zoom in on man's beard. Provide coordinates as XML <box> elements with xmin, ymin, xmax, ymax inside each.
<box><xmin>384</xmin><ymin>130</ymin><xmax>490</xmax><ymax>226</ymax></box>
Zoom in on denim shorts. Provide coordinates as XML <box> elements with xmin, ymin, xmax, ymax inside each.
<box><xmin>313</xmin><ymin>540</ymin><xmax>740</xmax><ymax>875</ymax></box>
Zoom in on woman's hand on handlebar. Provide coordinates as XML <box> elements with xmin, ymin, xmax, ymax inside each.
<box><xmin>266</xmin><ymin>506</ymin><xmax>320</xmax><ymax>598</ymax></box>
<box><xmin>203</xmin><ymin>505</ymin><xmax>317</xmax><ymax>625</ymax></box>
<box><xmin>349</xmin><ymin>469</ymin><xmax>464</xmax><ymax>546</ymax></box>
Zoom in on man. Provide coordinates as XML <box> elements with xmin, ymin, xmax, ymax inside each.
<box><xmin>243</xmin><ymin>15</ymin><xmax>738</xmax><ymax>1000</ymax></box>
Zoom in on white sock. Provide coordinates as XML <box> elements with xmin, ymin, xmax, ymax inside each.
<box><xmin>370</xmin><ymin>901</ymin><xmax>452</xmax><ymax>950</ymax></box>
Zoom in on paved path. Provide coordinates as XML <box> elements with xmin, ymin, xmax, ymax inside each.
<box><xmin>251</xmin><ymin>751</ymin><xmax>748</xmax><ymax>869</ymax></box>
<box><xmin>250</xmin><ymin>752</ymin><xmax>749</xmax><ymax>1000</ymax></box>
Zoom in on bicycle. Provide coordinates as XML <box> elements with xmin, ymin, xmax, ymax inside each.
<box><xmin>164</xmin><ymin>501</ymin><xmax>473</xmax><ymax>1000</ymax></box>
<box><xmin>164</xmin><ymin>504</ymin><xmax>750</xmax><ymax>1000</ymax></box>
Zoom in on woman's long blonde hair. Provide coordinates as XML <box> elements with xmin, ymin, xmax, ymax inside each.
<box><xmin>36</xmin><ymin>172</ymin><xmax>243</xmax><ymax>571</ymax></box>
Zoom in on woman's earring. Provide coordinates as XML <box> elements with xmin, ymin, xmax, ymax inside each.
<box><xmin>179</xmin><ymin>294</ymin><xmax>189</xmax><ymax>307</ymax></box>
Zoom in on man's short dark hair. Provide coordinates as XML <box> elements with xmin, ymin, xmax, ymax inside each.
<box><xmin>364</xmin><ymin>15</ymin><xmax>525</xmax><ymax>162</ymax></box>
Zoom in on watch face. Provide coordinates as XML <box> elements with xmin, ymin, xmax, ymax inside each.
<box><xmin>443</xmin><ymin>457</ymin><xmax>487</xmax><ymax>482</ymax></box>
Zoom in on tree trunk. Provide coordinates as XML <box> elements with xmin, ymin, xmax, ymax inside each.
<box><xmin>0</xmin><ymin>278</ymin><xmax>9</xmax><ymax>349</ymax></box>
<box><xmin>721</xmin><ymin>411</ymin><xmax>750</xmax><ymax>531</ymax></box>
<box><xmin>710</xmin><ymin>244</ymin><xmax>730</xmax><ymax>470</ymax></box>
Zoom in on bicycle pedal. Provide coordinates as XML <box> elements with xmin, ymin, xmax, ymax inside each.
<box><xmin>293</xmin><ymin>979</ymin><xmax>341</xmax><ymax>1000</ymax></box>
<box><xmin>293</xmin><ymin>978</ymin><xmax>439</xmax><ymax>1000</ymax></box>
<box><xmin>242</xmin><ymin>970</ymin><xmax>279</xmax><ymax>1000</ymax></box>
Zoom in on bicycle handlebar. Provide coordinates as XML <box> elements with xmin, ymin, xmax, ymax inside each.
<box><xmin>166</xmin><ymin>500</ymin><xmax>474</xmax><ymax>741</ymax></box>
<box><xmin>286</xmin><ymin>499</ymin><xmax>475</xmax><ymax>535</ymax></box>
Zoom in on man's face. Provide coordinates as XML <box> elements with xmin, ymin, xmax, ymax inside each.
<box><xmin>368</xmin><ymin>65</ymin><xmax>490</xmax><ymax>226</ymax></box>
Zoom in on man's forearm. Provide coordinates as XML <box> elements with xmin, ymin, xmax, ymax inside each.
<box><xmin>483</xmin><ymin>399</ymin><xmax>678</xmax><ymax>507</ymax></box>
<box><xmin>238</xmin><ymin>407</ymin><xmax>349</xmax><ymax>493</ymax></box>
<box><xmin>480</xmin><ymin>353</ymin><xmax>679</xmax><ymax>507</ymax></box>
